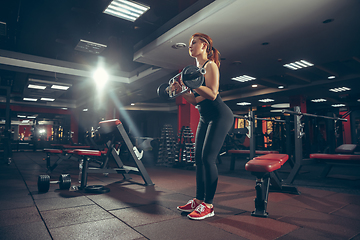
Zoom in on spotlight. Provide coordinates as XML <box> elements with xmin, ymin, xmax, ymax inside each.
<box><xmin>93</xmin><ymin>68</ymin><xmax>109</xmax><ymax>89</ymax></box>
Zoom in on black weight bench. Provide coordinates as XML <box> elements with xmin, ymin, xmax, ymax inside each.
<box><xmin>228</xmin><ymin>149</ymin><xmax>279</xmax><ymax>171</ymax></box>
<box><xmin>73</xmin><ymin>119</ymin><xmax>154</xmax><ymax>193</ymax></box>
<box><xmin>310</xmin><ymin>144</ymin><xmax>360</xmax><ymax>178</ymax></box>
<box><xmin>245</xmin><ymin>153</ymin><xmax>299</xmax><ymax>217</ymax></box>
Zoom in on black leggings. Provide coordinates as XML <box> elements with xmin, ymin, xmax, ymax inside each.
<box><xmin>195</xmin><ymin>95</ymin><xmax>233</xmax><ymax>204</ymax></box>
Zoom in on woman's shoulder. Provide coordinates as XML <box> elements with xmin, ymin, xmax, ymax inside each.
<box><xmin>203</xmin><ymin>60</ymin><xmax>217</xmax><ymax>69</ymax></box>
<box><xmin>205</xmin><ymin>61</ymin><xmax>219</xmax><ymax>73</ymax></box>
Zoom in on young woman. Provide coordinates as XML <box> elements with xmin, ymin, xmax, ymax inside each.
<box><xmin>173</xmin><ymin>33</ymin><xmax>234</xmax><ymax>220</ymax></box>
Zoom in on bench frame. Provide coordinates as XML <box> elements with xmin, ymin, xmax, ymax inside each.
<box><xmin>246</xmin><ymin>154</ymin><xmax>300</xmax><ymax>217</ymax></box>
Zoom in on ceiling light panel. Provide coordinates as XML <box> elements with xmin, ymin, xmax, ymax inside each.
<box><xmin>237</xmin><ymin>102</ymin><xmax>251</xmax><ymax>106</ymax></box>
<box><xmin>311</xmin><ymin>98</ymin><xmax>327</xmax><ymax>102</ymax></box>
<box><xmin>231</xmin><ymin>75</ymin><xmax>256</xmax><ymax>82</ymax></box>
<box><xmin>28</xmin><ymin>84</ymin><xmax>46</xmax><ymax>90</ymax></box>
<box><xmin>259</xmin><ymin>98</ymin><xmax>275</xmax><ymax>103</ymax></box>
<box><xmin>329</xmin><ymin>87</ymin><xmax>351</xmax><ymax>93</ymax></box>
<box><xmin>104</xmin><ymin>0</ymin><xmax>150</xmax><ymax>22</ymax></box>
<box><xmin>23</xmin><ymin>98</ymin><xmax>37</xmax><ymax>101</ymax></box>
<box><xmin>283</xmin><ymin>60</ymin><xmax>314</xmax><ymax>70</ymax></box>
<box><xmin>75</xmin><ymin>39</ymin><xmax>107</xmax><ymax>54</ymax></box>
<box><xmin>332</xmin><ymin>104</ymin><xmax>345</xmax><ymax>107</ymax></box>
<box><xmin>51</xmin><ymin>85</ymin><xmax>70</xmax><ymax>90</ymax></box>
<box><xmin>41</xmin><ymin>98</ymin><xmax>55</xmax><ymax>101</ymax></box>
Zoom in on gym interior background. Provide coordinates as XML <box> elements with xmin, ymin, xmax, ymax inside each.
<box><xmin>1</xmin><ymin>1</ymin><xmax>360</xmax><ymax>240</ymax></box>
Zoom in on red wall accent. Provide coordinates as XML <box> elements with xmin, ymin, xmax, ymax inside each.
<box><xmin>290</xmin><ymin>95</ymin><xmax>307</xmax><ymax>113</ymax></box>
<box><xmin>18</xmin><ymin>125</ymin><xmax>32</xmax><ymax>140</ymax></box>
<box><xmin>340</xmin><ymin>111</ymin><xmax>351</xmax><ymax>144</ymax></box>
<box><xmin>18</xmin><ymin>124</ymin><xmax>52</xmax><ymax>140</ymax></box>
<box><xmin>0</xmin><ymin>104</ymin><xmax>79</xmax><ymax>143</ymax></box>
<box><xmin>176</xmin><ymin>96</ymin><xmax>199</xmax><ymax>136</ymax></box>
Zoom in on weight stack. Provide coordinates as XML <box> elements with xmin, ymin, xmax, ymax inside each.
<box><xmin>157</xmin><ymin>124</ymin><xmax>177</xmax><ymax>166</ymax></box>
<box><xmin>176</xmin><ymin>126</ymin><xmax>195</xmax><ymax>167</ymax></box>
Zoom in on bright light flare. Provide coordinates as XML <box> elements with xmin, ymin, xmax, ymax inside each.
<box><xmin>93</xmin><ymin>68</ymin><xmax>109</xmax><ymax>89</ymax></box>
<box><xmin>39</xmin><ymin>129</ymin><xmax>46</xmax><ymax>134</ymax></box>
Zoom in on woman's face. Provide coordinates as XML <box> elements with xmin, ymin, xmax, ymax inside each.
<box><xmin>189</xmin><ymin>37</ymin><xmax>206</xmax><ymax>58</ymax></box>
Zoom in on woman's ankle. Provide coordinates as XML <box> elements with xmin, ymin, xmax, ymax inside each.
<box><xmin>204</xmin><ymin>203</ymin><xmax>213</xmax><ymax>208</ymax></box>
<box><xmin>194</xmin><ymin>199</ymin><xmax>203</xmax><ymax>204</ymax></box>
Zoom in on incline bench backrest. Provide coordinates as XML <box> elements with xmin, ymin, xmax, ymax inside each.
<box><xmin>335</xmin><ymin>144</ymin><xmax>359</xmax><ymax>154</ymax></box>
<box><xmin>98</xmin><ymin>119</ymin><xmax>122</xmax><ymax>135</ymax></box>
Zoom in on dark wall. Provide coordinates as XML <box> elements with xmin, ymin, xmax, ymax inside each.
<box><xmin>351</xmin><ymin>109</ymin><xmax>360</xmax><ymax>145</ymax></box>
<box><xmin>122</xmin><ymin>110</ymin><xmax>178</xmax><ymax>138</ymax></box>
<box><xmin>77</xmin><ymin>109</ymin><xmax>178</xmax><ymax>143</ymax></box>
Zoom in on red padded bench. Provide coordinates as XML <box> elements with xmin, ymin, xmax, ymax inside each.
<box><xmin>228</xmin><ymin>149</ymin><xmax>279</xmax><ymax>171</ymax></box>
<box><xmin>43</xmin><ymin>147</ymin><xmax>106</xmax><ymax>173</ymax></box>
<box><xmin>245</xmin><ymin>154</ymin><xmax>299</xmax><ymax>217</ymax></box>
<box><xmin>310</xmin><ymin>144</ymin><xmax>360</xmax><ymax>178</ymax></box>
<box><xmin>43</xmin><ymin>148</ymin><xmax>80</xmax><ymax>173</ymax></box>
<box><xmin>50</xmin><ymin>144</ymin><xmax>91</xmax><ymax>149</ymax></box>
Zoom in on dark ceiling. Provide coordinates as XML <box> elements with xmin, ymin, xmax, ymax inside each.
<box><xmin>1</xmin><ymin>0</ymin><xmax>198</xmax><ymax>70</ymax></box>
<box><xmin>1</xmin><ymin>0</ymin><xmax>360</xmax><ymax>120</ymax></box>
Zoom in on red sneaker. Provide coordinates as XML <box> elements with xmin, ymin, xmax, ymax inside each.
<box><xmin>177</xmin><ymin>199</ymin><xmax>200</xmax><ymax>212</ymax></box>
<box><xmin>187</xmin><ymin>203</ymin><xmax>214</xmax><ymax>220</ymax></box>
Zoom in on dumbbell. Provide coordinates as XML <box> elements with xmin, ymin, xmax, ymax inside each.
<box><xmin>37</xmin><ymin>174</ymin><xmax>71</xmax><ymax>193</ymax></box>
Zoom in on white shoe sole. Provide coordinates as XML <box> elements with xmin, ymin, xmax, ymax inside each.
<box><xmin>177</xmin><ymin>207</ymin><xmax>194</xmax><ymax>212</ymax></box>
<box><xmin>187</xmin><ymin>211</ymin><xmax>215</xmax><ymax>220</ymax></box>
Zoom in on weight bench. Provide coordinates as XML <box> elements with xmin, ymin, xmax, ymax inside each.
<box><xmin>43</xmin><ymin>146</ymin><xmax>104</xmax><ymax>173</ymax></box>
<box><xmin>228</xmin><ymin>149</ymin><xmax>279</xmax><ymax>171</ymax></box>
<box><xmin>245</xmin><ymin>153</ymin><xmax>300</xmax><ymax>217</ymax></box>
<box><xmin>310</xmin><ymin>144</ymin><xmax>360</xmax><ymax>178</ymax></box>
<box><xmin>73</xmin><ymin>119</ymin><xmax>154</xmax><ymax>193</ymax></box>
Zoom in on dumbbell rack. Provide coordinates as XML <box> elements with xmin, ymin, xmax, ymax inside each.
<box><xmin>175</xmin><ymin>126</ymin><xmax>195</xmax><ymax>166</ymax></box>
<box><xmin>157</xmin><ymin>124</ymin><xmax>177</xmax><ymax>166</ymax></box>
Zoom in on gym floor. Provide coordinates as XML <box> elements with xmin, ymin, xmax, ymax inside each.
<box><xmin>1</xmin><ymin>151</ymin><xmax>360</xmax><ymax>240</ymax></box>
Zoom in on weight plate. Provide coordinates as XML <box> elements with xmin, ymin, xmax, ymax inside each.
<box><xmin>84</xmin><ymin>185</ymin><xmax>110</xmax><ymax>194</ymax></box>
<box><xmin>59</xmin><ymin>174</ymin><xmax>71</xmax><ymax>190</ymax></box>
<box><xmin>157</xmin><ymin>83</ymin><xmax>171</xmax><ymax>100</ymax></box>
<box><xmin>38</xmin><ymin>174</ymin><xmax>50</xmax><ymax>193</ymax></box>
<box><xmin>181</xmin><ymin>65</ymin><xmax>204</xmax><ymax>89</ymax></box>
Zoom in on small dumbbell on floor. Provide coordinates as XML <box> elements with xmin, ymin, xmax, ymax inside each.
<box><xmin>37</xmin><ymin>174</ymin><xmax>71</xmax><ymax>193</ymax></box>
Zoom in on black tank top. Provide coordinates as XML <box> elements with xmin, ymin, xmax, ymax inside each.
<box><xmin>193</xmin><ymin>60</ymin><xmax>210</xmax><ymax>97</ymax></box>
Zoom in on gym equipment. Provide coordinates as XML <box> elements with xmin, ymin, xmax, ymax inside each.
<box><xmin>73</xmin><ymin>119</ymin><xmax>154</xmax><ymax>193</ymax></box>
<box><xmin>38</xmin><ymin>174</ymin><xmax>71</xmax><ymax>193</ymax></box>
<box><xmin>175</xmin><ymin>126</ymin><xmax>195</xmax><ymax>165</ymax></box>
<box><xmin>228</xmin><ymin>150</ymin><xmax>279</xmax><ymax>171</ymax></box>
<box><xmin>282</xmin><ymin>107</ymin><xmax>347</xmax><ymax>184</ymax></box>
<box><xmin>157</xmin><ymin>124</ymin><xmax>177</xmax><ymax>166</ymax></box>
<box><xmin>245</xmin><ymin>154</ymin><xmax>300</xmax><ymax>217</ymax></box>
<box><xmin>157</xmin><ymin>65</ymin><xmax>206</xmax><ymax>100</ymax></box>
<box><xmin>229</xmin><ymin>112</ymin><xmax>286</xmax><ymax>170</ymax></box>
<box><xmin>43</xmin><ymin>145</ymin><xmax>102</xmax><ymax>173</ymax></box>
<box><xmin>310</xmin><ymin>144</ymin><xmax>360</xmax><ymax>178</ymax></box>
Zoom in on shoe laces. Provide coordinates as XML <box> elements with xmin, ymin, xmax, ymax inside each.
<box><xmin>187</xmin><ymin>199</ymin><xmax>196</xmax><ymax>208</ymax></box>
<box><xmin>195</xmin><ymin>204</ymin><xmax>206</xmax><ymax>214</ymax></box>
